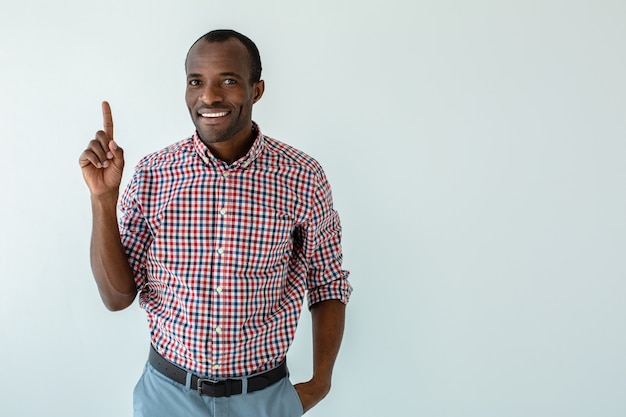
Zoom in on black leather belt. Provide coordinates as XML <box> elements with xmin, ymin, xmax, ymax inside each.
<box><xmin>148</xmin><ymin>346</ymin><xmax>288</xmax><ymax>397</ymax></box>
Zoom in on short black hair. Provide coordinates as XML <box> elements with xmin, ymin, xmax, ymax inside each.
<box><xmin>187</xmin><ymin>29</ymin><xmax>262</xmax><ymax>85</ymax></box>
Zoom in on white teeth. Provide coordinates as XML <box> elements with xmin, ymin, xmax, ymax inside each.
<box><xmin>201</xmin><ymin>112</ymin><xmax>228</xmax><ymax>118</ymax></box>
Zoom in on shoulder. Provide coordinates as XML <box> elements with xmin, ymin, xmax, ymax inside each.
<box><xmin>262</xmin><ymin>135</ymin><xmax>326</xmax><ymax>178</ymax></box>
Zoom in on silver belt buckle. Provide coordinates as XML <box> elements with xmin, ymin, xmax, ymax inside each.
<box><xmin>196</xmin><ymin>378</ymin><xmax>219</xmax><ymax>395</ymax></box>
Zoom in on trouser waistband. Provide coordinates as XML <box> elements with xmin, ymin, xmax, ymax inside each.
<box><xmin>148</xmin><ymin>346</ymin><xmax>288</xmax><ymax>397</ymax></box>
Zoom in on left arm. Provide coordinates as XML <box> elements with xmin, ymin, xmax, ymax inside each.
<box><xmin>294</xmin><ymin>299</ymin><xmax>346</xmax><ymax>413</ymax></box>
<box><xmin>295</xmin><ymin>166</ymin><xmax>352</xmax><ymax>413</ymax></box>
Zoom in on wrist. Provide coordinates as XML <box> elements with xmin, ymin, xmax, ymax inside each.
<box><xmin>308</xmin><ymin>375</ymin><xmax>331</xmax><ymax>395</ymax></box>
<box><xmin>90</xmin><ymin>192</ymin><xmax>119</xmax><ymax>213</ymax></box>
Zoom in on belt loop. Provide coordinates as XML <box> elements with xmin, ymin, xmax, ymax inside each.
<box><xmin>241</xmin><ymin>376</ymin><xmax>248</xmax><ymax>394</ymax></box>
<box><xmin>185</xmin><ymin>371</ymin><xmax>193</xmax><ymax>389</ymax></box>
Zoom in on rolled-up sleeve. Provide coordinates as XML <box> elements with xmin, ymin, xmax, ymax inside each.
<box><xmin>304</xmin><ymin>169</ymin><xmax>352</xmax><ymax>308</ymax></box>
<box><xmin>118</xmin><ymin>168</ymin><xmax>151</xmax><ymax>292</ymax></box>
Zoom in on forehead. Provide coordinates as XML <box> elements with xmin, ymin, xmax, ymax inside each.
<box><xmin>186</xmin><ymin>38</ymin><xmax>251</xmax><ymax>77</ymax></box>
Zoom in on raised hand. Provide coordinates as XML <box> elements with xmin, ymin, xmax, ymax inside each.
<box><xmin>79</xmin><ymin>101</ymin><xmax>125</xmax><ymax>197</ymax></box>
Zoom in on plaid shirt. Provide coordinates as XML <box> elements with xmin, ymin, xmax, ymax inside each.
<box><xmin>119</xmin><ymin>124</ymin><xmax>351</xmax><ymax>378</ymax></box>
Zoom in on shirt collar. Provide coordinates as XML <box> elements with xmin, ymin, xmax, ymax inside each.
<box><xmin>192</xmin><ymin>121</ymin><xmax>265</xmax><ymax>169</ymax></box>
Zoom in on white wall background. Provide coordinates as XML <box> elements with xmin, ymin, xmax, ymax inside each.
<box><xmin>1</xmin><ymin>0</ymin><xmax>625</xmax><ymax>416</ymax></box>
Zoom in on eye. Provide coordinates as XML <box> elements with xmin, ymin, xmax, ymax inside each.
<box><xmin>224</xmin><ymin>78</ymin><xmax>237</xmax><ymax>85</ymax></box>
<box><xmin>188</xmin><ymin>79</ymin><xmax>201</xmax><ymax>86</ymax></box>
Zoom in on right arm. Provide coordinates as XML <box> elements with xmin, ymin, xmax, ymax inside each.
<box><xmin>79</xmin><ymin>101</ymin><xmax>137</xmax><ymax>311</ymax></box>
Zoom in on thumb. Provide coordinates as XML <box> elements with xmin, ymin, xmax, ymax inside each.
<box><xmin>108</xmin><ymin>139</ymin><xmax>125</xmax><ymax>168</ymax></box>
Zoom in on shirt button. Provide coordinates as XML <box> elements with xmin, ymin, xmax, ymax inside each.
<box><xmin>215</xmin><ymin>326</ymin><xmax>222</xmax><ymax>334</ymax></box>
<box><xmin>215</xmin><ymin>285</ymin><xmax>223</xmax><ymax>294</ymax></box>
<box><xmin>217</xmin><ymin>247</ymin><xmax>224</xmax><ymax>255</ymax></box>
<box><xmin>222</xmin><ymin>171</ymin><xmax>229</xmax><ymax>178</ymax></box>
<box><xmin>219</xmin><ymin>208</ymin><xmax>227</xmax><ymax>216</ymax></box>
<box><xmin>212</xmin><ymin>364</ymin><xmax>221</xmax><ymax>370</ymax></box>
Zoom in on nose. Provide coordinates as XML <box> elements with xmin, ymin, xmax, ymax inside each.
<box><xmin>199</xmin><ymin>82</ymin><xmax>223</xmax><ymax>104</ymax></box>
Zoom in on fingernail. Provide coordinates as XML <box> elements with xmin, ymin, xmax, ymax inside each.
<box><xmin>110</xmin><ymin>140</ymin><xmax>118</xmax><ymax>150</ymax></box>
<box><xmin>97</xmin><ymin>162</ymin><xmax>103</xmax><ymax>168</ymax></box>
<box><xmin>107</xmin><ymin>151</ymin><xmax>114</xmax><ymax>159</ymax></box>
<box><xmin>103</xmin><ymin>161</ymin><xmax>110</xmax><ymax>168</ymax></box>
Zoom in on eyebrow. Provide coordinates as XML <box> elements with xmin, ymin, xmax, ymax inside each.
<box><xmin>219</xmin><ymin>72</ymin><xmax>243</xmax><ymax>78</ymax></box>
<box><xmin>186</xmin><ymin>72</ymin><xmax>244</xmax><ymax>79</ymax></box>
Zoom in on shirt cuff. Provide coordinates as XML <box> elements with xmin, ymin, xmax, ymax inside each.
<box><xmin>307</xmin><ymin>272</ymin><xmax>352</xmax><ymax>308</ymax></box>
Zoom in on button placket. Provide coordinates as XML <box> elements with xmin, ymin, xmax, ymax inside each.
<box><xmin>208</xmin><ymin>164</ymin><xmax>229</xmax><ymax>375</ymax></box>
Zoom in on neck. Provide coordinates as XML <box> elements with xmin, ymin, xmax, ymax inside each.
<box><xmin>205</xmin><ymin>125</ymin><xmax>256</xmax><ymax>164</ymax></box>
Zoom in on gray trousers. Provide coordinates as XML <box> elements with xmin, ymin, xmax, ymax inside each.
<box><xmin>133</xmin><ymin>362</ymin><xmax>304</xmax><ymax>417</ymax></box>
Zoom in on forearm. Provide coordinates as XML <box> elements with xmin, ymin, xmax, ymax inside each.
<box><xmin>311</xmin><ymin>299</ymin><xmax>346</xmax><ymax>384</ymax></box>
<box><xmin>294</xmin><ymin>299</ymin><xmax>346</xmax><ymax>413</ymax></box>
<box><xmin>90</xmin><ymin>193</ymin><xmax>137</xmax><ymax>311</ymax></box>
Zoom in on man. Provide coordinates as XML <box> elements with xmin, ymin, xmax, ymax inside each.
<box><xmin>79</xmin><ymin>29</ymin><xmax>351</xmax><ymax>417</ymax></box>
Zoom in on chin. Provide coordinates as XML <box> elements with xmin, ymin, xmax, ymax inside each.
<box><xmin>198</xmin><ymin>131</ymin><xmax>228</xmax><ymax>145</ymax></box>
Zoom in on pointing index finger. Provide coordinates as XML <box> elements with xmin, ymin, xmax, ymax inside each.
<box><xmin>102</xmin><ymin>101</ymin><xmax>114</xmax><ymax>139</ymax></box>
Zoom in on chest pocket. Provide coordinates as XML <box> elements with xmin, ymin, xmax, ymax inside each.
<box><xmin>236</xmin><ymin>208</ymin><xmax>294</xmax><ymax>271</ymax></box>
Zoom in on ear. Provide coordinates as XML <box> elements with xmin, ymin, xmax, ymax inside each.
<box><xmin>252</xmin><ymin>80</ymin><xmax>265</xmax><ymax>104</ymax></box>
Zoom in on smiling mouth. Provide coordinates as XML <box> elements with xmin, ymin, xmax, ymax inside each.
<box><xmin>199</xmin><ymin>111</ymin><xmax>229</xmax><ymax>118</ymax></box>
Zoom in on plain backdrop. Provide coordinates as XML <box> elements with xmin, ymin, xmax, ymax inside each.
<box><xmin>1</xmin><ymin>1</ymin><xmax>625</xmax><ymax>416</ymax></box>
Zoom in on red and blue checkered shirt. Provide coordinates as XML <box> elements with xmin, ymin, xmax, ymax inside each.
<box><xmin>119</xmin><ymin>124</ymin><xmax>352</xmax><ymax>378</ymax></box>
